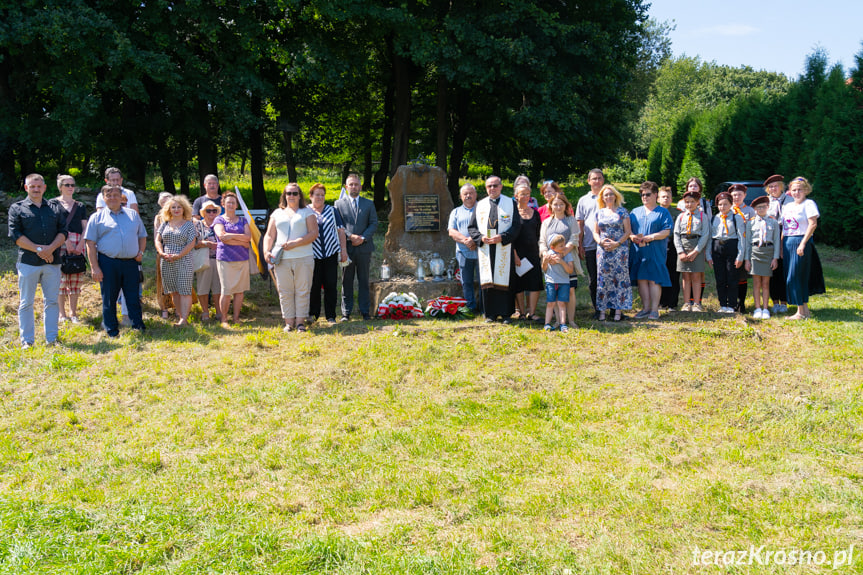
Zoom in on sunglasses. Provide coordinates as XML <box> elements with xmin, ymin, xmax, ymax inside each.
<box><xmin>640</xmin><ymin>193</ymin><xmax>654</xmax><ymax>197</ymax></box>
<box><xmin>61</xmin><ymin>183</ymin><xmax>75</xmax><ymax>187</ymax></box>
<box><xmin>285</xmin><ymin>191</ymin><xmax>300</xmax><ymax>196</ymax></box>
<box><xmin>205</xmin><ymin>208</ymin><xmax>219</xmax><ymax>213</ymax></box>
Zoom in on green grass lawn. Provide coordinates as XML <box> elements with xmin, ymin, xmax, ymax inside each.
<box><xmin>1</xmin><ymin>186</ymin><xmax>862</xmax><ymax>573</ymax></box>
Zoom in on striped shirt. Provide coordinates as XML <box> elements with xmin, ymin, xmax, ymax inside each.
<box><xmin>311</xmin><ymin>204</ymin><xmax>344</xmax><ymax>259</ymax></box>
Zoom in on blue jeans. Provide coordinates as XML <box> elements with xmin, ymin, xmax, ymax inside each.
<box><xmin>17</xmin><ymin>262</ymin><xmax>61</xmax><ymax>345</ymax></box>
<box><xmin>545</xmin><ymin>282</ymin><xmax>570</xmax><ymax>303</ymax></box>
<box><xmin>98</xmin><ymin>254</ymin><xmax>145</xmax><ymax>336</ymax></box>
<box><xmin>457</xmin><ymin>252</ymin><xmax>479</xmax><ymax>311</ymax></box>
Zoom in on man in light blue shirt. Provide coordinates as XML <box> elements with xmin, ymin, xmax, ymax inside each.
<box><xmin>447</xmin><ymin>183</ymin><xmax>479</xmax><ymax>312</ymax></box>
<box><xmin>84</xmin><ymin>186</ymin><xmax>148</xmax><ymax>337</ymax></box>
<box><xmin>575</xmin><ymin>168</ymin><xmax>604</xmax><ymax>318</ymax></box>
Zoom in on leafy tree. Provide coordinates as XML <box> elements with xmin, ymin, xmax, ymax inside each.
<box><xmin>637</xmin><ymin>56</ymin><xmax>789</xmax><ymax>156</ymax></box>
<box><xmin>807</xmin><ymin>64</ymin><xmax>863</xmax><ymax>248</ymax></box>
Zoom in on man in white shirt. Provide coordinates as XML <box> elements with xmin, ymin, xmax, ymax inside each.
<box><xmin>95</xmin><ymin>167</ymin><xmax>139</xmax><ymax>213</ymax></box>
<box><xmin>95</xmin><ymin>167</ymin><xmax>139</xmax><ymax>325</ymax></box>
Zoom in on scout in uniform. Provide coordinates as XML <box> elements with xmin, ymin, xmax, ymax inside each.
<box><xmin>744</xmin><ymin>195</ymin><xmax>781</xmax><ymax>319</ymax></box>
<box><xmin>709</xmin><ymin>191</ymin><xmax>746</xmax><ymax>313</ymax></box>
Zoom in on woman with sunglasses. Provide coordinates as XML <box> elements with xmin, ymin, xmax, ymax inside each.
<box><xmin>264</xmin><ymin>183</ymin><xmax>319</xmax><ymax>332</ymax></box>
<box><xmin>51</xmin><ymin>175</ymin><xmax>89</xmax><ymax>323</ymax></box>
<box><xmin>195</xmin><ymin>200</ymin><xmax>222</xmax><ymax>322</ymax></box>
<box><xmin>629</xmin><ymin>181</ymin><xmax>673</xmax><ymax>319</ymax></box>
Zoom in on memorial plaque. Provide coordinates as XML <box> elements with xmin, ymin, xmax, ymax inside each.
<box><xmin>404</xmin><ymin>195</ymin><xmax>440</xmax><ymax>232</ymax></box>
<box><xmin>382</xmin><ymin>164</ymin><xmax>455</xmax><ymax>276</ymax></box>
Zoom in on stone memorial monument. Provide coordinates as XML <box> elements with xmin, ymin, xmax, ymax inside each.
<box><xmin>371</xmin><ymin>163</ymin><xmax>463</xmax><ymax>312</ymax></box>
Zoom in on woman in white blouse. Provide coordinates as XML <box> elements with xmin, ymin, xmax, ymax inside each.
<box><xmin>781</xmin><ymin>177</ymin><xmax>819</xmax><ymax>320</ymax></box>
<box><xmin>264</xmin><ymin>183</ymin><xmax>319</xmax><ymax>332</ymax></box>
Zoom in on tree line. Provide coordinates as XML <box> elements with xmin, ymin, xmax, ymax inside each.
<box><xmin>1</xmin><ymin>0</ymin><xmax>657</xmax><ymax>207</ymax></box>
<box><xmin>644</xmin><ymin>50</ymin><xmax>863</xmax><ymax>249</ymax></box>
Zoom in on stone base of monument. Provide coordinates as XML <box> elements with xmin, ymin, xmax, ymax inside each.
<box><xmin>371</xmin><ymin>278</ymin><xmax>464</xmax><ymax>316</ymax></box>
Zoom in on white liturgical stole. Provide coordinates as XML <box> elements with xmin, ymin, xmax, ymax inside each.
<box><xmin>476</xmin><ymin>195</ymin><xmax>513</xmax><ymax>289</ymax></box>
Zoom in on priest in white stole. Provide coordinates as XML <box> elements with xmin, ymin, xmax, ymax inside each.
<box><xmin>468</xmin><ymin>176</ymin><xmax>522</xmax><ymax>323</ymax></box>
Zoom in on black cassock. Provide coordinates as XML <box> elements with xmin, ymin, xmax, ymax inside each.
<box><xmin>467</xmin><ymin>197</ymin><xmax>522</xmax><ymax>320</ymax></box>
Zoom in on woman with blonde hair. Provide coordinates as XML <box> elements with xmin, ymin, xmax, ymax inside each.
<box><xmin>153</xmin><ymin>191</ymin><xmax>174</xmax><ymax>319</ymax></box>
<box><xmin>264</xmin><ymin>183</ymin><xmax>319</xmax><ymax>332</ymax></box>
<box><xmin>50</xmin><ymin>175</ymin><xmax>89</xmax><ymax>323</ymax></box>
<box><xmin>781</xmin><ymin>177</ymin><xmax>820</xmax><ymax>320</ymax></box>
<box><xmin>592</xmin><ymin>184</ymin><xmax>632</xmax><ymax>321</ymax></box>
<box><xmin>155</xmin><ymin>195</ymin><xmax>198</xmax><ymax>326</ymax></box>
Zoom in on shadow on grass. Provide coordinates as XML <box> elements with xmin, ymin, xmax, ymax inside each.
<box><xmin>798</xmin><ymin>306</ymin><xmax>863</xmax><ymax>323</ymax></box>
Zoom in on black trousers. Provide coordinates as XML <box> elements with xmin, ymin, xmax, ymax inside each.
<box><xmin>712</xmin><ymin>239</ymin><xmax>740</xmax><ymax>309</ymax></box>
<box><xmin>585</xmin><ymin>249</ymin><xmax>597</xmax><ymax>310</ymax></box>
<box><xmin>737</xmin><ymin>275</ymin><xmax>749</xmax><ymax>312</ymax></box>
<box><xmin>310</xmin><ymin>253</ymin><xmax>339</xmax><ymax>320</ymax></box>
<box><xmin>660</xmin><ymin>244</ymin><xmax>681</xmax><ymax>308</ymax></box>
<box><xmin>769</xmin><ymin>257</ymin><xmax>787</xmax><ymax>303</ymax></box>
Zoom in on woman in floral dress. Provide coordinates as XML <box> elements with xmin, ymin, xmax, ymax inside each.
<box><xmin>593</xmin><ymin>185</ymin><xmax>632</xmax><ymax>321</ymax></box>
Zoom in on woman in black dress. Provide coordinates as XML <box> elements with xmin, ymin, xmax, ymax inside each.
<box><xmin>512</xmin><ymin>184</ymin><xmax>544</xmax><ymax>321</ymax></box>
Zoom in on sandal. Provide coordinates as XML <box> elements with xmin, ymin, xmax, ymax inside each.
<box><xmin>161</xmin><ymin>310</ymin><xmax>170</xmax><ymax>320</ymax></box>
<box><xmin>297</xmin><ymin>324</ymin><xmax>307</xmax><ymax>332</ymax></box>
<box><xmin>529</xmin><ymin>314</ymin><xmax>542</xmax><ymax>322</ymax></box>
<box><xmin>598</xmin><ymin>312</ymin><xmax>606</xmax><ymax>321</ymax></box>
<box><xmin>614</xmin><ymin>311</ymin><xmax>622</xmax><ymax>322</ymax></box>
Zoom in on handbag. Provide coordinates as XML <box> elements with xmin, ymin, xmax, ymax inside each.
<box><xmin>193</xmin><ymin>248</ymin><xmax>210</xmax><ymax>273</ymax></box>
<box><xmin>192</xmin><ymin>220</ymin><xmax>211</xmax><ymax>273</ymax></box>
<box><xmin>61</xmin><ymin>254</ymin><xmax>87</xmax><ymax>274</ymax></box>
<box><xmin>60</xmin><ymin>202</ymin><xmax>87</xmax><ymax>275</ymax></box>
<box><xmin>270</xmin><ymin>245</ymin><xmax>284</xmax><ymax>265</ymax></box>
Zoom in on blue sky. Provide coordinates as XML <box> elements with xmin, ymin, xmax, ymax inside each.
<box><xmin>646</xmin><ymin>0</ymin><xmax>863</xmax><ymax>78</ymax></box>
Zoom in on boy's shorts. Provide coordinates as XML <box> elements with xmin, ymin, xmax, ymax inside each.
<box><xmin>546</xmin><ymin>282</ymin><xmax>570</xmax><ymax>303</ymax></box>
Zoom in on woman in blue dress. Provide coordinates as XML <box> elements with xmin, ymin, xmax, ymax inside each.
<box><xmin>593</xmin><ymin>185</ymin><xmax>632</xmax><ymax>321</ymax></box>
<box><xmin>629</xmin><ymin>181</ymin><xmax>673</xmax><ymax>320</ymax></box>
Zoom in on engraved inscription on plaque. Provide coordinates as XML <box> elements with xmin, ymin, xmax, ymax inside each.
<box><xmin>404</xmin><ymin>195</ymin><xmax>440</xmax><ymax>232</ymax></box>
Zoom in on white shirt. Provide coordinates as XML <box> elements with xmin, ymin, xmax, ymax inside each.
<box><xmin>782</xmin><ymin>199</ymin><xmax>819</xmax><ymax>237</ymax></box>
<box><xmin>271</xmin><ymin>206</ymin><xmax>315</xmax><ymax>259</ymax></box>
<box><xmin>96</xmin><ymin>187</ymin><xmax>138</xmax><ymax>210</ymax></box>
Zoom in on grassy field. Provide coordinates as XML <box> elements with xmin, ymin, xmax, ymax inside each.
<box><xmin>1</xmin><ymin>183</ymin><xmax>862</xmax><ymax>574</ymax></box>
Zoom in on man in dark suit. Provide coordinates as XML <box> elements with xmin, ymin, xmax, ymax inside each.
<box><xmin>335</xmin><ymin>173</ymin><xmax>378</xmax><ymax>320</ymax></box>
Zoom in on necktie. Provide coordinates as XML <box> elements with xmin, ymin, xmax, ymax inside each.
<box><xmin>353</xmin><ymin>198</ymin><xmax>359</xmax><ymax>219</ymax></box>
<box><xmin>758</xmin><ymin>217</ymin><xmax>766</xmax><ymax>247</ymax></box>
<box><xmin>721</xmin><ymin>213</ymin><xmax>729</xmax><ymax>235</ymax></box>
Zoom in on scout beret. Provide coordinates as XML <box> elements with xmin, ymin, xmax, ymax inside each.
<box><xmin>750</xmin><ymin>195</ymin><xmax>770</xmax><ymax>208</ymax></box>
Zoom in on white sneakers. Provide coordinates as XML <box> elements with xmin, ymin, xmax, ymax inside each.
<box><xmin>752</xmin><ymin>308</ymin><xmax>772</xmax><ymax>319</ymax></box>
